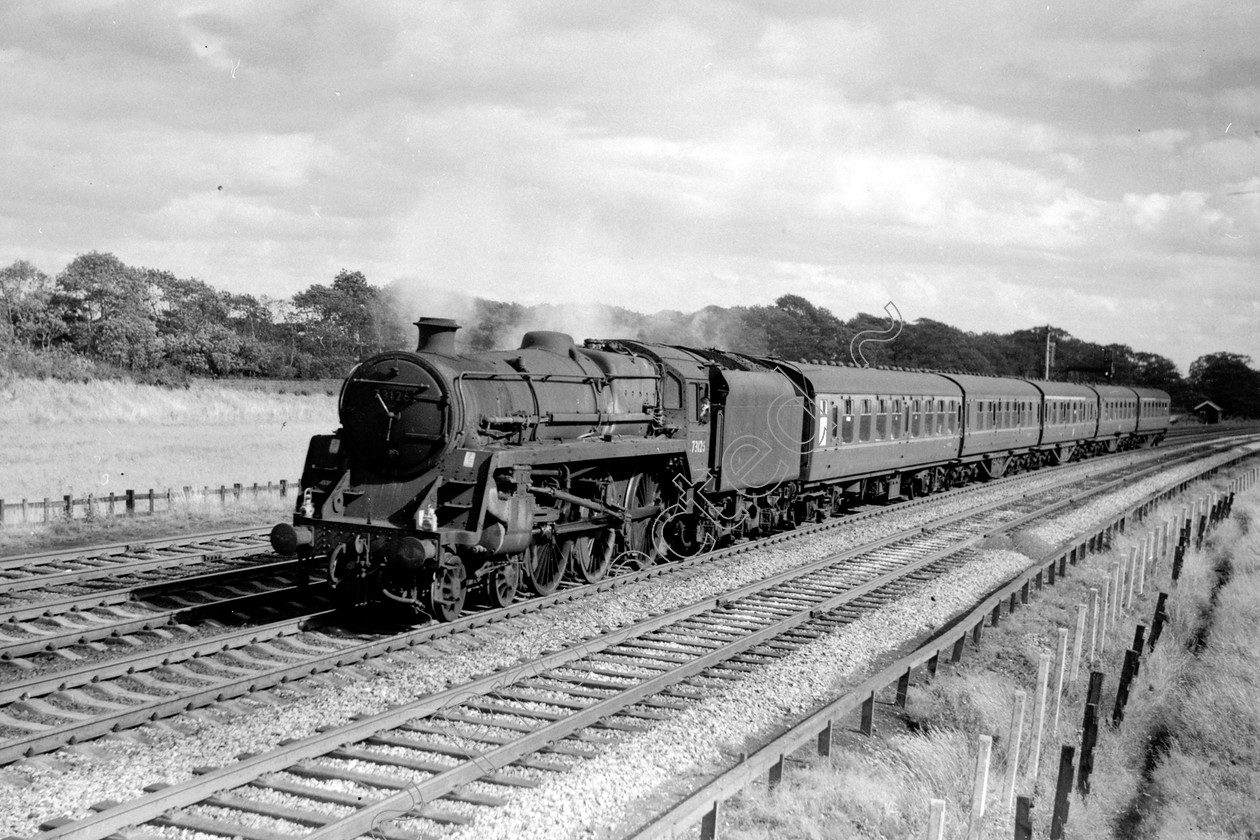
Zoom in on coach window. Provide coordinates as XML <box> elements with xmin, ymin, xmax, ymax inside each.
<box><xmin>891</xmin><ymin>399</ymin><xmax>902</xmax><ymax>439</ymax></box>
<box><xmin>911</xmin><ymin>399</ymin><xmax>921</xmax><ymax>437</ymax></box>
<box><xmin>859</xmin><ymin>399</ymin><xmax>872</xmax><ymax>441</ymax></box>
<box><xmin>937</xmin><ymin>400</ymin><xmax>946</xmax><ymax>435</ymax></box>
<box><xmin>842</xmin><ymin>398</ymin><xmax>855</xmax><ymax>443</ymax></box>
<box><xmin>830</xmin><ymin>403</ymin><xmax>841</xmax><ymax>443</ymax></box>
<box><xmin>663</xmin><ymin>375</ymin><xmax>683</xmax><ymax>410</ymax></box>
<box><xmin>875</xmin><ymin>399</ymin><xmax>888</xmax><ymax>439</ymax></box>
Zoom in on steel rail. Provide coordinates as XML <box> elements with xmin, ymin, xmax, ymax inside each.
<box><xmin>0</xmin><ymin>539</ymin><xmax>272</xmax><ymax>595</ymax></box>
<box><xmin>0</xmin><ymin>527</ymin><xmax>269</xmax><ymax>569</ymax></box>
<box><xmin>0</xmin><ymin>577</ymin><xmax>323</xmax><ymax>661</ymax></box>
<box><xmin>0</xmin><ymin>558</ymin><xmax>304</xmax><ymax>624</ymax></box>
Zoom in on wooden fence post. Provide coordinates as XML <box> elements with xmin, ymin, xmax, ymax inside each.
<box><xmin>1027</xmin><ymin>653</ymin><xmax>1052</xmax><ymax>789</ymax></box>
<box><xmin>860</xmin><ymin>691</ymin><xmax>875</xmax><ymax>735</ymax></box>
<box><xmin>1125</xmin><ymin>547</ymin><xmax>1137</xmax><ymax>610</ymax></box>
<box><xmin>1069</xmin><ymin>604</ymin><xmax>1086</xmax><ymax>688</ymax></box>
<box><xmin>1050</xmin><ymin>745</ymin><xmax>1076</xmax><ymax>839</ymax></box>
<box><xmin>895</xmin><ymin>668</ymin><xmax>911</xmax><ymax>709</ymax></box>
<box><xmin>1087</xmin><ymin>588</ymin><xmax>1100</xmax><ymax>665</ymax></box>
<box><xmin>1112</xmin><ymin>648</ymin><xmax>1140</xmax><ymax>727</ymax></box>
<box><xmin>1003</xmin><ymin>690</ymin><xmax>1027</xmax><ymax>811</ymax></box>
<box><xmin>1014</xmin><ymin>796</ymin><xmax>1033</xmax><ymax>840</ymax></box>
<box><xmin>965</xmin><ymin>735</ymin><xmax>992</xmax><ymax>840</ymax></box>
<box><xmin>699</xmin><ymin>801</ymin><xmax>719</xmax><ymax>840</ymax></box>
<box><xmin>1110</xmin><ymin>562</ymin><xmax>1122</xmax><ymax>624</ymax></box>
<box><xmin>1149</xmin><ymin>593</ymin><xmax>1168</xmax><ymax>651</ymax></box>
<box><xmin>1051</xmin><ymin>628</ymin><xmax>1069</xmax><ymax>738</ymax></box>
<box><xmin>926</xmin><ymin>798</ymin><xmax>946</xmax><ymax>840</ymax></box>
<box><xmin>1098</xmin><ymin>580</ymin><xmax>1110</xmax><ymax>656</ymax></box>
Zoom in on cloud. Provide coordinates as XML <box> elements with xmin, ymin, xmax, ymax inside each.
<box><xmin>0</xmin><ymin>1</ymin><xmax>1257</xmax><ymax>376</ymax></box>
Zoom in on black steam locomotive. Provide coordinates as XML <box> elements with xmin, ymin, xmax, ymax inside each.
<box><xmin>271</xmin><ymin>317</ymin><xmax>1170</xmax><ymax>620</ymax></box>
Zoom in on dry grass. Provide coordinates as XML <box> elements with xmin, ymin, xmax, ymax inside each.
<box><xmin>1136</xmin><ymin>497</ymin><xmax>1260</xmax><ymax>840</ymax></box>
<box><xmin>1</xmin><ymin>375</ymin><xmax>337</xmax><ymax>553</ymax></box>
<box><xmin>1</xmin><ymin>375</ymin><xmax>336</xmax><ymax>501</ymax></box>
<box><xmin>718</xmin><ymin>474</ymin><xmax>1254</xmax><ymax>840</ymax></box>
<box><xmin>0</xmin><ymin>493</ymin><xmax>296</xmax><ymax>555</ymax></box>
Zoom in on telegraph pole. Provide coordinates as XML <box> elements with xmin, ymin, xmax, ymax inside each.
<box><xmin>1044</xmin><ymin>326</ymin><xmax>1056</xmax><ymax>380</ymax></box>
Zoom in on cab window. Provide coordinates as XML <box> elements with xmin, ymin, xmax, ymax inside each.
<box><xmin>693</xmin><ymin>383</ymin><xmax>709</xmax><ymax>422</ymax></box>
<box><xmin>663</xmin><ymin>375</ymin><xmax>683</xmax><ymax>410</ymax></box>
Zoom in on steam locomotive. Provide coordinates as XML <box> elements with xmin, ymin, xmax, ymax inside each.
<box><xmin>270</xmin><ymin>317</ymin><xmax>1171</xmax><ymax>620</ymax></box>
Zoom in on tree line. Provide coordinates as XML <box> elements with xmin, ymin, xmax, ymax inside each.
<box><xmin>2</xmin><ymin>253</ymin><xmax>1257</xmax><ymax>417</ymax></box>
<box><xmin>0</xmin><ymin>252</ymin><xmax>407</xmax><ymax>382</ymax></box>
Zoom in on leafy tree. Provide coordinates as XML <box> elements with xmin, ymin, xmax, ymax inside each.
<box><xmin>892</xmin><ymin>319</ymin><xmax>995</xmax><ymax>372</ymax></box>
<box><xmin>1188</xmin><ymin>352</ymin><xmax>1260</xmax><ymax>418</ymax></box>
<box><xmin>51</xmin><ymin>252</ymin><xmax>160</xmax><ymax>368</ymax></box>
<box><xmin>465</xmin><ymin>299</ymin><xmax>527</xmax><ymax>351</ymax></box>
<box><xmin>289</xmin><ymin>269</ymin><xmax>406</xmax><ymax>371</ymax></box>
<box><xmin>0</xmin><ymin>259</ymin><xmax>61</xmax><ymax>350</ymax></box>
<box><xmin>743</xmin><ymin>295</ymin><xmax>847</xmax><ymax>361</ymax></box>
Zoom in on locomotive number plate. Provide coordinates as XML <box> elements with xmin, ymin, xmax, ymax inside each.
<box><xmin>376</xmin><ymin>388</ymin><xmax>415</xmax><ymax>411</ymax></box>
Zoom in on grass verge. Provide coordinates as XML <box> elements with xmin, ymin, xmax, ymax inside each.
<box><xmin>715</xmin><ymin>470</ymin><xmax>1254</xmax><ymax>840</ymax></box>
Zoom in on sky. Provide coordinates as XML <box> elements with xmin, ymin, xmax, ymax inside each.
<box><xmin>1</xmin><ymin>1</ymin><xmax>1258</xmax><ymax>374</ymax></box>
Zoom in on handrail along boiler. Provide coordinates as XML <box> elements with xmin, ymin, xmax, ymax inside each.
<box><xmin>271</xmin><ymin>317</ymin><xmax>1171</xmax><ymax>620</ymax></box>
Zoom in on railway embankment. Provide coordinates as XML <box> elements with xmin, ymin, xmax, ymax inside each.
<box><xmin>1102</xmin><ymin>491</ymin><xmax>1259</xmax><ymax>839</ymax></box>
<box><xmin>714</xmin><ymin>466</ymin><xmax>1257</xmax><ymax>840</ymax></box>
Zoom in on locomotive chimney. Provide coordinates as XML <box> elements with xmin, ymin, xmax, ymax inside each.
<box><xmin>413</xmin><ymin>317</ymin><xmax>460</xmax><ymax>356</ymax></box>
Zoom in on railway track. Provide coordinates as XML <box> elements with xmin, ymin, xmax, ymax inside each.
<box><xmin>13</xmin><ymin>439</ymin><xmax>1253</xmax><ymax>840</ymax></box>
<box><xmin>0</xmin><ymin>528</ymin><xmax>271</xmax><ymax>594</ymax></box>
<box><xmin>0</xmin><ymin>443</ymin><xmax>1212</xmax><ymax>766</ymax></box>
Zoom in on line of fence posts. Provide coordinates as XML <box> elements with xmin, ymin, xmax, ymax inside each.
<box><xmin>927</xmin><ymin>467</ymin><xmax>1255</xmax><ymax>840</ymax></box>
<box><xmin>0</xmin><ymin>481</ymin><xmax>296</xmax><ymax>526</ymax></box>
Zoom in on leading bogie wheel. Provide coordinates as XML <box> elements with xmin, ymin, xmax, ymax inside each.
<box><xmin>525</xmin><ymin>538</ymin><xmax>568</xmax><ymax>595</ymax></box>
<box><xmin>427</xmin><ymin>560</ymin><xmax>468</xmax><ymax>622</ymax></box>
<box><xmin>485</xmin><ymin>555</ymin><xmax>522</xmax><ymax>608</ymax></box>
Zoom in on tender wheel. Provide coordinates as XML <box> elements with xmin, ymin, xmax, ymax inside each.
<box><xmin>485</xmin><ymin>555</ymin><xmax>522</xmax><ymax>608</ymax></box>
<box><xmin>427</xmin><ymin>560</ymin><xmax>467</xmax><ymax>622</ymax></box>
<box><xmin>525</xmin><ymin>537</ymin><xmax>568</xmax><ymax>595</ymax></box>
